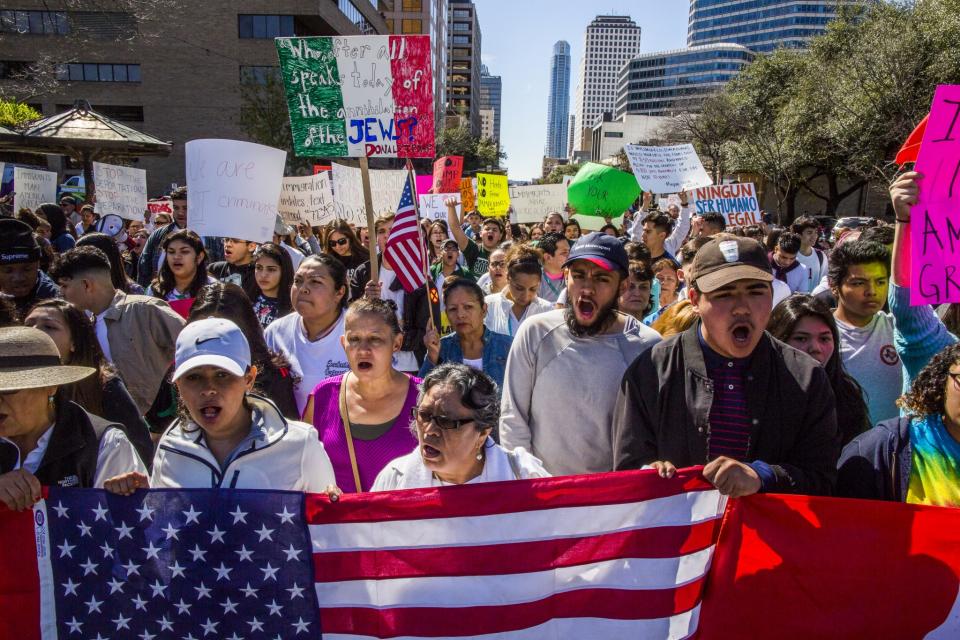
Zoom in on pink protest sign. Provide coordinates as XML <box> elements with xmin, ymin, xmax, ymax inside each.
<box><xmin>415</xmin><ymin>174</ymin><xmax>433</xmax><ymax>195</ymax></box>
<box><xmin>911</xmin><ymin>85</ymin><xmax>960</xmax><ymax>305</ymax></box>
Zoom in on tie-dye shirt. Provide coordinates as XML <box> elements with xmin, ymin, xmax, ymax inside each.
<box><xmin>906</xmin><ymin>414</ymin><xmax>960</xmax><ymax>508</ymax></box>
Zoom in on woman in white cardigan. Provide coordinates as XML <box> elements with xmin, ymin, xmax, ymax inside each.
<box><xmin>483</xmin><ymin>244</ymin><xmax>553</xmax><ymax>337</ymax></box>
<box><xmin>372</xmin><ymin>363</ymin><xmax>548</xmax><ymax>490</ymax></box>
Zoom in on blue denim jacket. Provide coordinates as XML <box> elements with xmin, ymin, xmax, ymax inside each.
<box><xmin>418</xmin><ymin>327</ymin><xmax>512</xmax><ymax>391</ymax></box>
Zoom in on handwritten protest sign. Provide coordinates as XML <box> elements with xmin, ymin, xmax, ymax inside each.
<box><xmin>147</xmin><ymin>198</ymin><xmax>172</xmax><ymax>216</ymax></box>
<box><xmin>185</xmin><ymin>139</ymin><xmax>286</xmax><ymax>243</ymax></box>
<box><xmin>331</xmin><ymin>163</ymin><xmax>406</xmax><ymax>225</ymax></box>
<box><xmin>476</xmin><ymin>173</ymin><xmax>509</xmax><ymax>216</ymax></box>
<box><xmin>13</xmin><ymin>167</ymin><xmax>56</xmax><ymax>212</ymax></box>
<box><xmin>624</xmin><ymin>144</ymin><xmax>712</xmax><ymax>193</ymax></box>
<box><xmin>460</xmin><ymin>178</ymin><xmax>476</xmax><ymax>212</ymax></box>
<box><xmin>508</xmin><ymin>184</ymin><xmax>567</xmax><ymax>223</ymax></box>
<box><xmin>275</xmin><ymin>35</ymin><xmax>434</xmax><ymax>158</ymax></box>
<box><xmin>433</xmin><ymin>156</ymin><xmax>463</xmax><ymax>193</ymax></box>
<box><xmin>278</xmin><ymin>173</ymin><xmax>336</xmax><ymax>225</ymax></box>
<box><xmin>911</xmin><ymin>85</ymin><xmax>960</xmax><ymax>305</ymax></box>
<box><xmin>419</xmin><ymin>193</ymin><xmax>460</xmax><ymax>221</ymax></box>
<box><xmin>566</xmin><ymin>163</ymin><xmax>640</xmax><ymax>217</ymax></box>
<box><xmin>415</xmin><ymin>174</ymin><xmax>433</xmax><ymax>196</ymax></box>
<box><xmin>93</xmin><ymin>162</ymin><xmax>147</xmax><ymax>220</ymax></box>
<box><xmin>692</xmin><ymin>183</ymin><xmax>761</xmax><ymax>226</ymax></box>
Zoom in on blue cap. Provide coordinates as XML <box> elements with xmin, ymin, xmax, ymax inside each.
<box><xmin>562</xmin><ymin>231</ymin><xmax>629</xmax><ymax>274</ymax></box>
<box><xmin>172</xmin><ymin>318</ymin><xmax>251</xmax><ymax>381</ymax></box>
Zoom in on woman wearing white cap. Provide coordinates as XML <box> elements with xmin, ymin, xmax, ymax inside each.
<box><xmin>0</xmin><ymin>326</ymin><xmax>146</xmax><ymax>510</ymax></box>
<box><xmin>104</xmin><ymin>317</ymin><xmax>336</xmax><ymax>493</ymax></box>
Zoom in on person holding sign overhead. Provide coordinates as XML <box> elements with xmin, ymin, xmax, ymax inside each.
<box><xmin>446</xmin><ymin>198</ymin><xmax>504</xmax><ymax>280</ymax></box>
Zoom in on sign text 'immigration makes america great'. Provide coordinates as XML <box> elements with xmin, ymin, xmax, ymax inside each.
<box><xmin>276</xmin><ymin>35</ymin><xmax>434</xmax><ymax>159</ymax></box>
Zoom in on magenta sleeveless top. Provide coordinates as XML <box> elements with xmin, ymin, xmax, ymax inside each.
<box><xmin>310</xmin><ymin>373</ymin><xmax>420</xmax><ymax>492</ymax></box>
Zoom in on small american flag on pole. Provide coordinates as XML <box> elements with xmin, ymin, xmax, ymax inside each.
<box><xmin>383</xmin><ymin>180</ymin><xmax>426</xmax><ymax>293</ymax></box>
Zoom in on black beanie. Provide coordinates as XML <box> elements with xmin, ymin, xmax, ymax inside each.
<box><xmin>0</xmin><ymin>219</ymin><xmax>42</xmax><ymax>265</ymax></box>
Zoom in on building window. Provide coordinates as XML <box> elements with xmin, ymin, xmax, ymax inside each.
<box><xmin>386</xmin><ymin>18</ymin><xmax>394</xmax><ymax>31</ymax></box>
<box><xmin>401</xmin><ymin>18</ymin><xmax>422</xmax><ymax>33</ymax></box>
<box><xmin>0</xmin><ymin>10</ymin><xmax>68</xmax><ymax>35</ymax></box>
<box><xmin>240</xmin><ymin>65</ymin><xmax>280</xmax><ymax>85</ymax></box>
<box><xmin>452</xmin><ymin>35</ymin><xmax>469</xmax><ymax>45</ymax></box>
<box><xmin>238</xmin><ymin>14</ymin><xmax>295</xmax><ymax>39</ymax></box>
<box><xmin>57</xmin><ymin>63</ymin><xmax>141</xmax><ymax>82</ymax></box>
<box><xmin>402</xmin><ymin>0</ymin><xmax>422</xmax><ymax>9</ymax></box>
<box><xmin>338</xmin><ymin>0</ymin><xmax>374</xmax><ymax>33</ymax></box>
<box><xmin>452</xmin><ymin>22</ymin><xmax>468</xmax><ymax>31</ymax></box>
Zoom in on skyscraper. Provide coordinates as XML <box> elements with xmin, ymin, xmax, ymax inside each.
<box><xmin>446</xmin><ymin>0</ymin><xmax>482</xmax><ymax>135</ymax></box>
<box><xmin>379</xmin><ymin>0</ymin><xmax>448</xmax><ymax>135</ymax></box>
<box><xmin>687</xmin><ymin>0</ymin><xmax>862</xmax><ymax>54</ymax></box>
<box><xmin>572</xmin><ymin>15</ymin><xmax>642</xmax><ymax>155</ymax></box>
<box><xmin>479</xmin><ymin>64</ymin><xmax>501</xmax><ymax>142</ymax></box>
<box><xmin>545</xmin><ymin>40</ymin><xmax>571</xmax><ymax>159</ymax></box>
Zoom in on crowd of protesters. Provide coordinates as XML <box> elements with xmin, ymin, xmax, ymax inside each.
<box><xmin>1</xmin><ymin>168</ymin><xmax>958</xmax><ymax>512</ymax></box>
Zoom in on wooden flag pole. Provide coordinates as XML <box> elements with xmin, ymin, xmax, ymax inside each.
<box><xmin>359</xmin><ymin>155</ymin><xmax>379</xmax><ymax>279</ymax></box>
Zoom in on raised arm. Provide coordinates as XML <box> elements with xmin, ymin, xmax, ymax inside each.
<box><xmin>446</xmin><ymin>198</ymin><xmax>469</xmax><ymax>251</ymax></box>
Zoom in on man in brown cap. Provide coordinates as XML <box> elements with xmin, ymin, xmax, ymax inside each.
<box><xmin>611</xmin><ymin>233</ymin><xmax>840</xmax><ymax>497</ymax></box>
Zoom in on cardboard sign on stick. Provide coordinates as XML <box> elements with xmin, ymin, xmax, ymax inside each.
<box><xmin>278</xmin><ymin>173</ymin><xmax>336</xmax><ymax>225</ymax></box>
<box><xmin>13</xmin><ymin>167</ymin><xmax>56</xmax><ymax>212</ymax></box>
<box><xmin>185</xmin><ymin>139</ymin><xmax>286</xmax><ymax>243</ymax></box>
<box><xmin>476</xmin><ymin>173</ymin><xmax>509</xmax><ymax>216</ymax></box>
<box><xmin>624</xmin><ymin>144</ymin><xmax>712</xmax><ymax>193</ymax></box>
<box><xmin>692</xmin><ymin>183</ymin><xmax>761</xmax><ymax>226</ymax></box>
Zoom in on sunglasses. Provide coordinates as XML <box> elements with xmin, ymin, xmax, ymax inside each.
<box><xmin>411</xmin><ymin>407</ymin><xmax>475</xmax><ymax>431</ymax></box>
<box><xmin>329</xmin><ymin>238</ymin><xmax>349</xmax><ymax>248</ymax></box>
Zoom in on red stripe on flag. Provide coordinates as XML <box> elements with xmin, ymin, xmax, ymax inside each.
<box><xmin>320</xmin><ymin>581</ymin><xmax>706</xmax><ymax>636</ymax></box>
<box><xmin>0</xmin><ymin>506</ymin><xmax>40</xmax><ymax>640</ymax></box>
<box><xmin>306</xmin><ymin>468</ymin><xmax>711</xmax><ymax>524</ymax></box>
<box><xmin>313</xmin><ymin>519</ymin><xmax>721</xmax><ymax>582</ymax></box>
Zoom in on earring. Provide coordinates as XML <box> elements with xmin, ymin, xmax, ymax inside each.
<box><xmin>476</xmin><ymin>450</ymin><xmax>483</xmax><ymax>461</ymax></box>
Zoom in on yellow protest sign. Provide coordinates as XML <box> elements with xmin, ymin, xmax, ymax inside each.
<box><xmin>476</xmin><ymin>173</ymin><xmax>510</xmax><ymax>217</ymax></box>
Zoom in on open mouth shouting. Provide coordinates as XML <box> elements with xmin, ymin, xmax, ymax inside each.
<box><xmin>356</xmin><ymin>359</ymin><xmax>374</xmax><ymax>372</ymax></box>
<box><xmin>575</xmin><ymin>296</ymin><xmax>598</xmax><ymax>323</ymax></box>
<box><xmin>730</xmin><ymin>321</ymin><xmax>754</xmax><ymax>348</ymax></box>
<box><xmin>198</xmin><ymin>403</ymin><xmax>222</xmax><ymax>426</ymax></box>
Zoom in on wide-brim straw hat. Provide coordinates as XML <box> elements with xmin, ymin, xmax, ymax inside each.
<box><xmin>0</xmin><ymin>326</ymin><xmax>95</xmax><ymax>392</ymax></box>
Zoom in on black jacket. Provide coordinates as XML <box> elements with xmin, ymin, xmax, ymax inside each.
<box><xmin>350</xmin><ymin>260</ymin><xmax>435</xmax><ymax>365</ymax></box>
<box><xmin>612</xmin><ymin>322</ymin><xmax>840</xmax><ymax>496</ymax></box>
<box><xmin>837</xmin><ymin>416</ymin><xmax>912</xmax><ymax>502</ymax></box>
<box><xmin>101</xmin><ymin>376</ymin><xmax>154</xmax><ymax>468</ymax></box>
<box><xmin>209</xmin><ymin>260</ymin><xmax>259</xmax><ymax>301</ymax></box>
<box><xmin>0</xmin><ymin>401</ymin><xmax>119</xmax><ymax>488</ymax></box>
<box><xmin>255</xmin><ymin>361</ymin><xmax>300</xmax><ymax>420</ymax></box>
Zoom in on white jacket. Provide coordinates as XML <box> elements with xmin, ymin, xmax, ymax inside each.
<box><xmin>151</xmin><ymin>395</ymin><xmax>335</xmax><ymax>491</ymax></box>
<box><xmin>484</xmin><ymin>291</ymin><xmax>554</xmax><ymax>337</ymax></box>
<box><xmin>371</xmin><ymin>437</ymin><xmax>550</xmax><ymax>491</ymax></box>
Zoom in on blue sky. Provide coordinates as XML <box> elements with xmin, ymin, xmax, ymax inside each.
<box><xmin>476</xmin><ymin>1</ymin><xmax>690</xmax><ymax>181</ymax></box>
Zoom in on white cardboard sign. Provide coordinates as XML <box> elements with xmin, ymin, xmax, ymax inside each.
<box><xmin>278</xmin><ymin>173</ymin><xmax>336</xmax><ymax>226</ymax></box>
<box><xmin>185</xmin><ymin>139</ymin><xmax>287</xmax><ymax>243</ymax></box>
<box><xmin>419</xmin><ymin>193</ymin><xmax>460</xmax><ymax>221</ymax></box>
<box><xmin>93</xmin><ymin>162</ymin><xmax>147</xmax><ymax>220</ymax></box>
<box><xmin>508</xmin><ymin>184</ymin><xmax>567</xmax><ymax>223</ymax></box>
<box><xmin>624</xmin><ymin>144</ymin><xmax>713</xmax><ymax>193</ymax></box>
<box><xmin>331</xmin><ymin>163</ymin><xmax>407</xmax><ymax>226</ymax></box>
<box><xmin>13</xmin><ymin>167</ymin><xmax>57</xmax><ymax>212</ymax></box>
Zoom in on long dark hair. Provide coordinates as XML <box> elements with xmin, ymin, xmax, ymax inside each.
<box><xmin>188</xmin><ymin>282</ymin><xmax>292</xmax><ymax>375</ymax></box>
<box><xmin>152</xmin><ymin>229</ymin><xmax>209</xmax><ymax>299</ymax></box>
<box><xmin>28</xmin><ymin>299</ymin><xmax>117</xmax><ymax>417</ymax></box>
<box><xmin>768</xmin><ymin>294</ymin><xmax>871</xmax><ymax>443</ymax></box>
<box><xmin>36</xmin><ymin>203</ymin><xmax>70</xmax><ymax>239</ymax></box>
<box><xmin>322</xmin><ymin>219</ymin><xmax>365</xmax><ymax>259</ymax></box>
<box><xmin>253</xmin><ymin>242</ymin><xmax>293</xmax><ymax>314</ymax></box>
<box><xmin>76</xmin><ymin>232</ymin><xmax>135</xmax><ymax>293</ymax></box>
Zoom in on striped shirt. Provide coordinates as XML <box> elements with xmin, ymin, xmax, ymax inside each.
<box><xmin>700</xmin><ymin>334</ymin><xmax>752</xmax><ymax>461</ymax></box>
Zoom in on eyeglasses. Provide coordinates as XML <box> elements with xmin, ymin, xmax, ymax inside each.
<box><xmin>329</xmin><ymin>238</ymin><xmax>349</xmax><ymax>248</ymax></box>
<box><xmin>411</xmin><ymin>407</ymin><xmax>475</xmax><ymax>431</ymax></box>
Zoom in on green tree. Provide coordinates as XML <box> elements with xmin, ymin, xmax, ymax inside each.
<box><xmin>540</xmin><ymin>162</ymin><xmax>582</xmax><ymax>184</ymax></box>
<box><xmin>435</xmin><ymin>126</ymin><xmax>505</xmax><ymax>173</ymax></box>
<box><xmin>237</xmin><ymin>75</ymin><xmax>313</xmax><ymax>175</ymax></box>
<box><xmin>0</xmin><ymin>101</ymin><xmax>42</xmax><ymax>128</ymax></box>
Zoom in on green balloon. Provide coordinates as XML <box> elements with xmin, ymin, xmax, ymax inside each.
<box><xmin>566</xmin><ymin>162</ymin><xmax>641</xmax><ymax>217</ymax></box>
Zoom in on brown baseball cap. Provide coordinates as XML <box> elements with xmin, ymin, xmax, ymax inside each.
<box><xmin>689</xmin><ymin>235</ymin><xmax>773</xmax><ymax>293</ymax></box>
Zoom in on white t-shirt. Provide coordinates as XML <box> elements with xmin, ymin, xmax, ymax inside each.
<box><xmin>484</xmin><ymin>291</ymin><xmax>554</xmax><ymax>337</ymax></box>
<box><xmin>795</xmin><ymin>248</ymin><xmax>827</xmax><ymax>294</ymax></box>
<box><xmin>94</xmin><ymin>313</ymin><xmax>112</xmax><ymax>362</ymax></box>
<box><xmin>836</xmin><ymin>312</ymin><xmax>902</xmax><ymax>425</ymax></box>
<box><xmin>463</xmin><ymin>356</ymin><xmax>484</xmax><ymax>370</ymax></box>
<box><xmin>264</xmin><ymin>311</ymin><xmax>349</xmax><ymax>415</ymax></box>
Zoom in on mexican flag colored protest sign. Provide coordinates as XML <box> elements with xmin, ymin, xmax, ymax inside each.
<box><xmin>275</xmin><ymin>35</ymin><xmax>434</xmax><ymax>158</ymax></box>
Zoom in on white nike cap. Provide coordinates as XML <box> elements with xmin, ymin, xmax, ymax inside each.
<box><xmin>172</xmin><ymin>318</ymin><xmax>251</xmax><ymax>382</ymax></box>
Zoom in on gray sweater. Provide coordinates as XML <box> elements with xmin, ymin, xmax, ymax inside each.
<box><xmin>499</xmin><ymin>309</ymin><xmax>661</xmax><ymax>475</ymax></box>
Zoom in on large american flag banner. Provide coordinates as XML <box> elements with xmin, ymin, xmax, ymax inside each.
<box><xmin>383</xmin><ymin>179</ymin><xmax>427</xmax><ymax>293</ymax></box>
<box><xmin>0</xmin><ymin>469</ymin><xmax>726</xmax><ymax>639</ymax></box>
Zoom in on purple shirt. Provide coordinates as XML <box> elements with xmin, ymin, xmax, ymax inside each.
<box><xmin>310</xmin><ymin>374</ymin><xmax>420</xmax><ymax>492</ymax></box>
